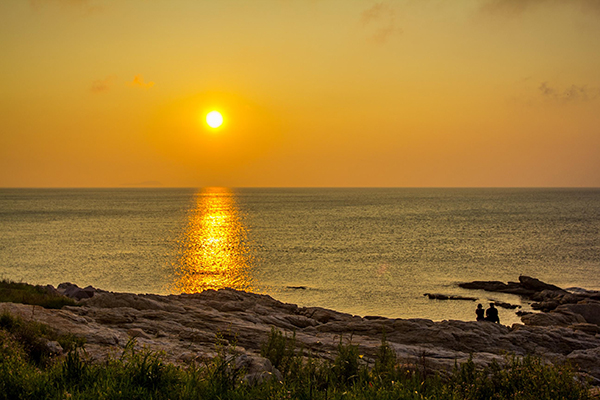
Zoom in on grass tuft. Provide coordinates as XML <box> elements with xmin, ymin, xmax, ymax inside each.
<box><xmin>0</xmin><ymin>279</ymin><xmax>78</xmax><ymax>309</ymax></box>
<box><xmin>0</xmin><ymin>310</ymin><xmax>85</xmax><ymax>368</ymax></box>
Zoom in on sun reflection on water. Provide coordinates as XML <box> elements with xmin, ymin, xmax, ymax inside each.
<box><xmin>173</xmin><ymin>187</ymin><xmax>253</xmax><ymax>293</ymax></box>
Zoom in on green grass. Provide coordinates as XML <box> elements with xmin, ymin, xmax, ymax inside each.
<box><xmin>0</xmin><ymin>313</ymin><xmax>593</xmax><ymax>400</ymax></box>
<box><xmin>0</xmin><ymin>279</ymin><xmax>78</xmax><ymax>309</ymax></box>
<box><xmin>0</xmin><ymin>310</ymin><xmax>85</xmax><ymax>367</ymax></box>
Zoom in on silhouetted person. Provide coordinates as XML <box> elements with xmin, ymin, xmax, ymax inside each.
<box><xmin>485</xmin><ymin>303</ymin><xmax>500</xmax><ymax>323</ymax></box>
<box><xmin>475</xmin><ymin>303</ymin><xmax>485</xmax><ymax>321</ymax></box>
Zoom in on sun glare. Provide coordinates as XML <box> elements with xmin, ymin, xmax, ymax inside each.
<box><xmin>206</xmin><ymin>111</ymin><xmax>223</xmax><ymax>128</ymax></box>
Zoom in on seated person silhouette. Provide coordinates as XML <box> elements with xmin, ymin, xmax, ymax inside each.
<box><xmin>475</xmin><ymin>303</ymin><xmax>485</xmax><ymax>321</ymax></box>
<box><xmin>485</xmin><ymin>303</ymin><xmax>500</xmax><ymax>323</ymax></box>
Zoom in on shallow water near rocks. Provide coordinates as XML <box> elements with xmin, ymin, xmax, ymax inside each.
<box><xmin>1</xmin><ymin>187</ymin><xmax>599</xmax><ymax>326</ymax></box>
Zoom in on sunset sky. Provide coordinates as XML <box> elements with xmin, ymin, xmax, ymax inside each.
<box><xmin>1</xmin><ymin>0</ymin><xmax>599</xmax><ymax>187</ymax></box>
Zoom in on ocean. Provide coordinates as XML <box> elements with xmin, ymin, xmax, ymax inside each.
<box><xmin>1</xmin><ymin>188</ymin><xmax>599</xmax><ymax>326</ymax></box>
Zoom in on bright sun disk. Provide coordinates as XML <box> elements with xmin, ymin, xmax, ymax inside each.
<box><xmin>206</xmin><ymin>111</ymin><xmax>223</xmax><ymax>128</ymax></box>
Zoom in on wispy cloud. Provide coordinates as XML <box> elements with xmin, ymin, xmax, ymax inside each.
<box><xmin>480</xmin><ymin>0</ymin><xmax>600</xmax><ymax>16</ymax></box>
<box><xmin>127</xmin><ymin>75</ymin><xmax>155</xmax><ymax>89</ymax></box>
<box><xmin>539</xmin><ymin>82</ymin><xmax>600</xmax><ymax>103</ymax></box>
<box><xmin>480</xmin><ymin>0</ymin><xmax>543</xmax><ymax>15</ymax></box>
<box><xmin>90</xmin><ymin>75</ymin><xmax>116</xmax><ymax>94</ymax></box>
<box><xmin>360</xmin><ymin>3</ymin><xmax>401</xmax><ymax>44</ymax></box>
<box><xmin>361</xmin><ymin>3</ymin><xmax>391</xmax><ymax>25</ymax></box>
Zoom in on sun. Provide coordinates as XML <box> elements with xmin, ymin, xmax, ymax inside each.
<box><xmin>206</xmin><ymin>111</ymin><xmax>223</xmax><ymax>128</ymax></box>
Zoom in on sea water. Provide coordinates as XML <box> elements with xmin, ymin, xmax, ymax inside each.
<box><xmin>1</xmin><ymin>188</ymin><xmax>599</xmax><ymax>326</ymax></box>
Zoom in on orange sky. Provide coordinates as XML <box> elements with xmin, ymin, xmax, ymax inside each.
<box><xmin>1</xmin><ymin>0</ymin><xmax>599</xmax><ymax>187</ymax></box>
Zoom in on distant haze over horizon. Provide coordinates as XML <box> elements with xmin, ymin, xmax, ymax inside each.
<box><xmin>2</xmin><ymin>186</ymin><xmax>599</xmax><ymax>190</ymax></box>
<box><xmin>1</xmin><ymin>1</ymin><xmax>599</xmax><ymax>188</ymax></box>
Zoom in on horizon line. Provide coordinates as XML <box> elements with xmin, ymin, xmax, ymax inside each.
<box><xmin>1</xmin><ymin>186</ymin><xmax>599</xmax><ymax>190</ymax></box>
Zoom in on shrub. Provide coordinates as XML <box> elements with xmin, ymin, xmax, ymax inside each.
<box><xmin>442</xmin><ymin>354</ymin><xmax>591</xmax><ymax>400</ymax></box>
<box><xmin>373</xmin><ymin>333</ymin><xmax>397</xmax><ymax>382</ymax></box>
<box><xmin>260</xmin><ymin>326</ymin><xmax>303</xmax><ymax>378</ymax></box>
<box><xmin>331</xmin><ymin>336</ymin><xmax>363</xmax><ymax>387</ymax></box>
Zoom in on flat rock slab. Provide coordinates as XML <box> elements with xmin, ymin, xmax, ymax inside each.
<box><xmin>3</xmin><ymin>285</ymin><xmax>600</xmax><ymax>381</ymax></box>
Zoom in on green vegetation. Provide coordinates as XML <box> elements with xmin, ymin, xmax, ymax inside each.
<box><xmin>0</xmin><ymin>314</ymin><xmax>593</xmax><ymax>400</ymax></box>
<box><xmin>0</xmin><ymin>310</ymin><xmax>85</xmax><ymax>367</ymax></box>
<box><xmin>0</xmin><ymin>279</ymin><xmax>78</xmax><ymax>309</ymax></box>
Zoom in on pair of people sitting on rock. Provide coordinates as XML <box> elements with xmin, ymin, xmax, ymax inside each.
<box><xmin>476</xmin><ymin>303</ymin><xmax>500</xmax><ymax>323</ymax></box>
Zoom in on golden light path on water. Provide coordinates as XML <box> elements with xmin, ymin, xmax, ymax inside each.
<box><xmin>173</xmin><ymin>187</ymin><xmax>254</xmax><ymax>293</ymax></box>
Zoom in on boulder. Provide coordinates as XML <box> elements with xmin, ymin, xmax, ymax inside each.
<box><xmin>567</xmin><ymin>347</ymin><xmax>600</xmax><ymax>382</ymax></box>
<box><xmin>45</xmin><ymin>340</ymin><xmax>63</xmax><ymax>354</ymax></box>
<box><xmin>519</xmin><ymin>276</ymin><xmax>564</xmax><ymax>292</ymax></box>
<box><xmin>531</xmin><ymin>300</ymin><xmax>559</xmax><ymax>312</ymax></box>
<box><xmin>520</xmin><ymin>311</ymin><xmax>585</xmax><ymax>327</ymax></box>
<box><xmin>492</xmin><ymin>301</ymin><xmax>521</xmax><ymax>309</ymax></box>
<box><xmin>235</xmin><ymin>354</ymin><xmax>283</xmax><ymax>385</ymax></box>
<box><xmin>557</xmin><ymin>304</ymin><xmax>600</xmax><ymax>326</ymax></box>
<box><xmin>57</xmin><ymin>282</ymin><xmax>98</xmax><ymax>300</ymax></box>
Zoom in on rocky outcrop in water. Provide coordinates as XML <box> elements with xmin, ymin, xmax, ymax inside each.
<box><xmin>460</xmin><ymin>275</ymin><xmax>600</xmax><ymax>313</ymax></box>
<box><xmin>459</xmin><ymin>276</ymin><xmax>564</xmax><ymax>297</ymax></box>
<box><xmin>423</xmin><ymin>293</ymin><xmax>477</xmax><ymax>301</ymax></box>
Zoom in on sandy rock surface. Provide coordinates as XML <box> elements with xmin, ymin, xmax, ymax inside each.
<box><xmin>3</xmin><ymin>282</ymin><xmax>600</xmax><ymax>383</ymax></box>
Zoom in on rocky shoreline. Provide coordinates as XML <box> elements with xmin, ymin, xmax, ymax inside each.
<box><xmin>2</xmin><ymin>276</ymin><xmax>600</xmax><ymax>384</ymax></box>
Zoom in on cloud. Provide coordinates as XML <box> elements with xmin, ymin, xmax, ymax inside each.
<box><xmin>480</xmin><ymin>0</ymin><xmax>544</xmax><ymax>15</ymax></box>
<box><xmin>90</xmin><ymin>75</ymin><xmax>116</xmax><ymax>93</ymax></box>
<box><xmin>360</xmin><ymin>3</ymin><xmax>402</xmax><ymax>44</ymax></box>
<box><xmin>361</xmin><ymin>3</ymin><xmax>391</xmax><ymax>25</ymax></box>
<box><xmin>127</xmin><ymin>75</ymin><xmax>155</xmax><ymax>89</ymax></box>
<box><xmin>480</xmin><ymin>0</ymin><xmax>600</xmax><ymax>16</ymax></box>
<box><xmin>538</xmin><ymin>82</ymin><xmax>600</xmax><ymax>103</ymax></box>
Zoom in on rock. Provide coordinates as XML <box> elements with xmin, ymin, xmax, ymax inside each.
<box><xmin>301</xmin><ymin>307</ymin><xmax>352</xmax><ymax>324</ymax></box>
<box><xmin>516</xmin><ymin>311</ymin><xmax>533</xmax><ymax>317</ymax></box>
<box><xmin>519</xmin><ymin>276</ymin><xmax>564</xmax><ymax>292</ymax></box>
<box><xmin>459</xmin><ymin>280</ymin><xmax>537</xmax><ymax>296</ymax></box>
<box><xmin>235</xmin><ymin>354</ymin><xmax>283</xmax><ymax>385</ymax></box>
<box><xmin>127</xmin><ymin>328</ymin><xmax>151</xmax><ymax>339</ymax></box>
<box><xmin>569</xmin><ymin>323</ymin><xmax>600</xmax><ymax>335</ymax></box>
<box><xmin>283</xmin><ymin>315</ymin><xmax>319</xmax><ymax>328</ymax></box>
<box><xmin>92</xmin><ymin>308</ymin><xmax>137</xmax><ymax>324</ymax></box>
<box><xmin>492</xmin><ymin>301</ymin><xmax>521</xmax><ymax>309</ymax></box>
<box><xmin>459</xmin><ymin>276</ymin><xmax>567</xmax><ymax>300</ymax></box>
<box><xmin>531</xmin><ymin>301</ymin><xmax>559</xmax><ymax>312</ymax></box>
<box><xmin>4</xmin><ymin>282</ymin><xmax>600</xmax><ymax>382</ymax></box>
<box><xmin>567</xmin><ymin>347</ymin><xmax>600</xmax><ymax>381</ymax></box>
<box><xmin>44</xmin><ymin>285</ymin><xmax>61</xmax><ymax>296</ymax></box>
<box><xmin>57</xmin><ymin>282</ymin><xmax>97</xmax><ymax>300</ymax></box>
<box><xmin>556</xmin><ymin>304</ymin><xmax>600</xmax><ymax>325</ymax></box>
<box><xmin>423</xmin><ymin>294</ymin><xmax>477</xmax><ymax>301</ymax></box>
<box><xmin>459</xmin><ymin>280</ymin><xmax>511</xmax><ymax>292</ymax></box>
<box><xmin>520</xmin><ymin>311</ymin><xmax>585</xmax><ymax>327</ymax></box>
<box><xmin>46</xmin><ymin>340</ymin><xmax>63</xmax><ymax>354</ymax></box>
<box><xmin>179</xmin><ymin>351</ymin><xmax>196</xmax><ymax>363</ymax></box>
<box><xmin>460</xmin><ymin>276</ymin><xmax>600</xmax><ymax>328</ymax></box>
